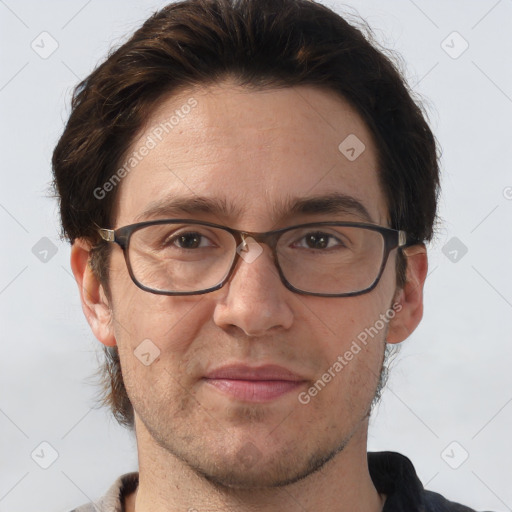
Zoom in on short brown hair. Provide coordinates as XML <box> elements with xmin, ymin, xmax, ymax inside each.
<box><xmin>52</xmin><ymin>0</ymin><xmax>440</xmax><ymax>428</ymax></box>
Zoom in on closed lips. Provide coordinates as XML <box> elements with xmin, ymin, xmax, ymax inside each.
<box><xmin>203</xmin><ymin>364</ymin><xmax>306</xmax><ymax>381</ymax></box>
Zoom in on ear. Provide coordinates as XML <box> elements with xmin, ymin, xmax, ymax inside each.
<box><xmin>70</xmin><ymin>239</ymin><xmax>116</xmax><ymax>347</ymax></box>
<box><xmin>387</xmin><ymin>244</ymin><xmax>428</xmax><ymax>344</ymax></box>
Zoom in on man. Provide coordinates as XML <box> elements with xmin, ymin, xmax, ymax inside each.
<box><xmin>52</xmin><ymin>0</ymin><xmax>488</xmax><ymax>510</ymax></box>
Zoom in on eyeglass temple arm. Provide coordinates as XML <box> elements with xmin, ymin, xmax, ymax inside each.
<box><xmin>399</xmin><ymin>231</ymin><xmax>425</xmax><ymax>248</ymax></box>
<box><xmin>99</xmin><ymin>228</ymin><xmax>115</xmax><ymax>242</ymax></box>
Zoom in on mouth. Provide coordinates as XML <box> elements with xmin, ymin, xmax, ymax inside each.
<box><xmin>202</xmin><ymin>364</ymin><xmax>308</xmax><ymax>403</ymax></box>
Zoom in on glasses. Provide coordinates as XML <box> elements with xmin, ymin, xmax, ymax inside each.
<box><xmin>98</xmin><ymin>219</ymin><xmax>410</xmax><ymax>297</ymax></box>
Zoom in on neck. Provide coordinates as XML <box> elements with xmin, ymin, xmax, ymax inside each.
<box><xmin>126</xmin><ymin>418</ymin><xmax>385</xmax><ymax>512</ymax></box>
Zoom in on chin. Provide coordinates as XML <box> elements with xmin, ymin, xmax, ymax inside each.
<box><xmin>186</xmin><ymin>437</ymin><xmax>349</xmax><ymax>490</ymax></box>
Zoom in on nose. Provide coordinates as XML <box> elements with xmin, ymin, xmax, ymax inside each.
<box><xmin>212</xmin><ymin>239</ymin><xmax>294</xmax><ymax>337</ymax></box>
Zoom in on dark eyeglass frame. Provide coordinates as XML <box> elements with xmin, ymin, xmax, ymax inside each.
<box><xmin>98</xmin><ymin>219</ymin><xmax>413</xmax><ymax>297</ymax></box>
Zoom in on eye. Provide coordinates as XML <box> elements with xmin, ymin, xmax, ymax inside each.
<box><xmin>293</xmin><ymin>231</ymin><xmax>344</xmax><ymax>250</ymax></box>
<box><xmin>167</xmin><ymin>231</ymin><xmax>214</xmax><ymax>249</ymax></box>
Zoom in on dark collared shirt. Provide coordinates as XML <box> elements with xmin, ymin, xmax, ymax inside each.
<box><xmin>70</xmin><ymin>451</ymin><xmax>489</xmax><ymax>511</ymax></box>
<box><xmin>368</xmin><ymin>451</ymin><xmax>486</xmax><ymax>511</ymax></box>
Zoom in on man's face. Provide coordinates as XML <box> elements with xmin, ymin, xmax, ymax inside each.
<box><xmin>101</xmin><ymin>81</ymin><xmax>401</xmax><ymax>487</ymax></box>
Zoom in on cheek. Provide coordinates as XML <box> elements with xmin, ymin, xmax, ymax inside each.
<box><xmin>110</xmin><ymin>291</ymin><xmax>215</xmax><ymax>420</ymax></box>
<box><xmin>300</xmin><ymin>290</ymin><xmax>392</xmax><ymax>353</ymax></box>
<box><xmin>296</xmin><ymin>287</ymin><xmax>393</xmax><ymax>402</ymax></box>
<box><xmin>113</xmin><ymin>292</ymin><xmax>211</xmax><ymax>354</ymax></box>
<box><xmin>108</xmin><ymin>251</ymin><xmax>210</xmax><ymax>351</ymax></box>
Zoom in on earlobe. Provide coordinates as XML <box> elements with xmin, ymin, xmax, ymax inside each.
<box><xmin>70</xmin><ymin>239</ymin><xmax>116</xmax><ymax>347</ymax></box>
<box><xmin>386</xmin><ymin>244</ymin><xmax>428</xmax><ymax>344</ymax></box>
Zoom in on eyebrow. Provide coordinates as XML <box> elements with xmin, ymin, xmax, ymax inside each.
<box><xmin>286</xmin><ymin>193</ymin><xmax>373</xmax><ymax>222</ymax></box>
<box><xmin>133</xmin><ymin>192</ymin><xmax>374</xmax><ymax>224</ymax></box>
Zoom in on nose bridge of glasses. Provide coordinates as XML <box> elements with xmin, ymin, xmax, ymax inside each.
<box><xmin>233</xmin><ymin>231</ymin><xmax>282</xmax><ymax>272</ymax></box>
<box><xmin>232</xmin><ymin>230</ymin><xmax>281</xmax><ymax>270</ymax></box>
<box><xmin>225</xmin><ymin>232</ymin><xmax>282</xmax><ymax>295</ymax></box>
<box><xmin>239</xmin><ymin>229</ymin><xmax>281</xmax><ymax>249</ymax></box>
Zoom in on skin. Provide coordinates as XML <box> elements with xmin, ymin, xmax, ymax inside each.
<box><xmin>71</xmin><ymin>80</ymin><xmax>427</xmax><ymax>512</ymax></box>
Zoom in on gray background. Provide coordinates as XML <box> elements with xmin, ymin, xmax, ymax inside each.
<box><xmin>1</xmin><ymin>0</ymin><xmax>511</xmax><ymax>510</ymax></box>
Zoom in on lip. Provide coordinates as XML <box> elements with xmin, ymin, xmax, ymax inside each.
<box><xmin>202</xmin><ymin>364</ymin><xmax>308</xmax><ymax>403</ymax></box>
<box><xmin>204</xmin><ymin>364</ymin><xmax>306</xmax><ymax>381</ymax></box>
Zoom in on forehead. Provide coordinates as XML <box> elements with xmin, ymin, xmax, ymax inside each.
<box><xmin>114</xmin><ymin>80</ymin><xmax>387</xmax><ymax>229</ymax></box>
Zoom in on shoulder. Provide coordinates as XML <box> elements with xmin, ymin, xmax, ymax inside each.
<box><xmin>423</xmin><ymin>489</ymin><xmax>493</xmax><ymax>512</ymax></box>
<box><xmin>67</xmin><ymin>472</ymin><xmax>139</xmax><ymax>512</ymax></box>
<box><xmin>368</xmin><ymin>451</ymin><xmax>495</xmax><ymax>512</ymax></box>
<box><xmin>68</xmin><ymin>505</ymin><xmax>96</xmax><ymax>512</ymax></box>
